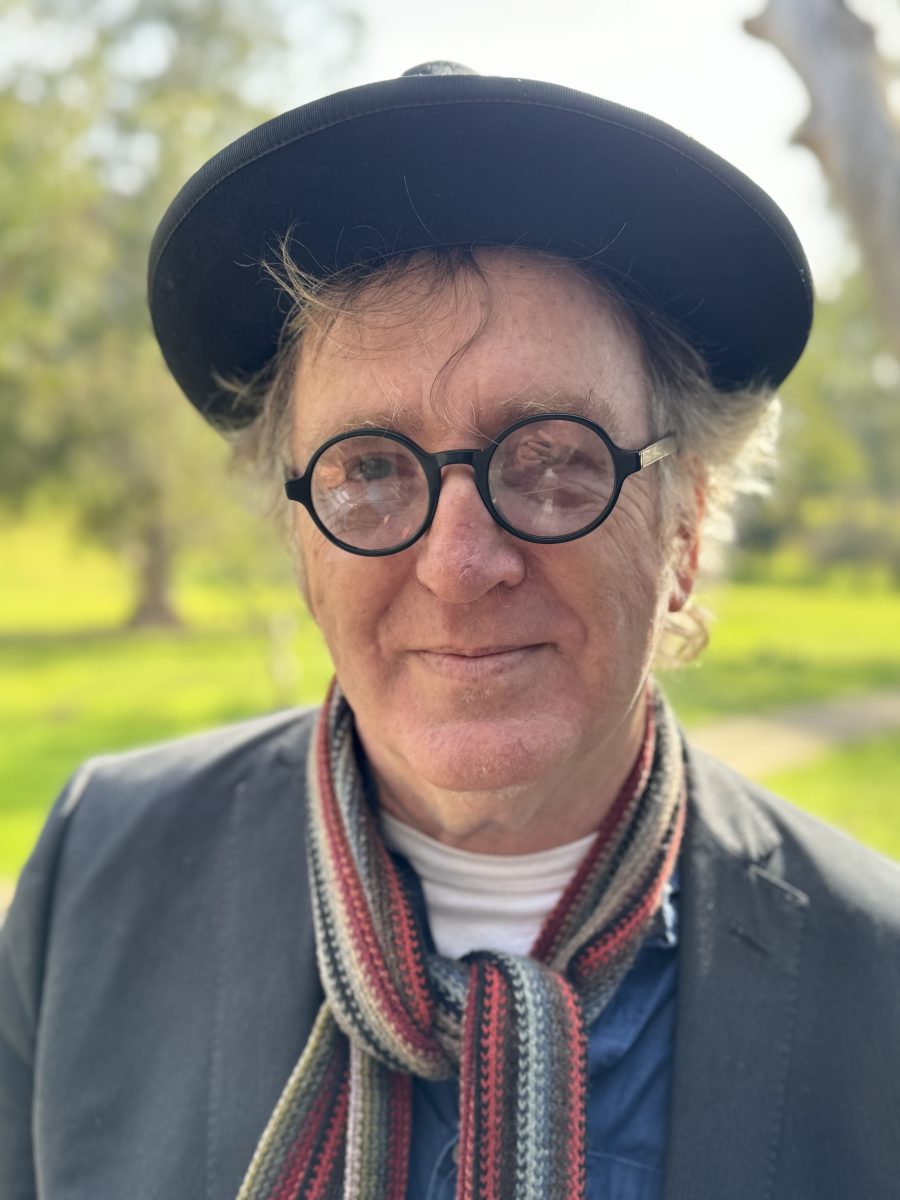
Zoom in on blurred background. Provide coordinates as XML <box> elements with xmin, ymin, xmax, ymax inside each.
<box><xmin>2</xmin><ymin>0</ymin><xmax>899</xmax><ymax>902</ymax></box>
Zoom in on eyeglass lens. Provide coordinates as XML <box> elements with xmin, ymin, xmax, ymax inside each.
<box><xmin>490</xmin><ymin>419</ymin><xmax>615</xmax><ymax>539</ymax></box>
<box><xmin>311</xmin><ymin>435</ymin><xmax>431</xmax><ymax>552</ymax></box>
<box><xmin>309</xmin><ymin>418</ymin><xmax>618</xmax><ymax>552</ymax></box>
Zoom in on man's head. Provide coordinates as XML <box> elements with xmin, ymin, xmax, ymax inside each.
<box><xmin>148</xmin><ymin>66</ymin><xmax>812</xmax><ymax>846</ymax></box>
<box><xmin>219</xmin><ymin>244</ymin><xmax>781</xmax><ymax>847</ymax></box>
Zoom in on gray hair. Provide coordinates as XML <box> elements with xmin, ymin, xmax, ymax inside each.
<box><xmin>222</xmin><ymin>246</ymin><xmax>780</xmax><ymax>665</ymax></box>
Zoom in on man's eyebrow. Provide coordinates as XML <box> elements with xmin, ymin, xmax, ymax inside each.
<box><xmin>314</xmin><ymin>404</ymin><xmax>427</xmax><ymax>440</ymax></box>
<box><xmin>492</xmin><ymin>391</ymin><xmax>617</xmax><ymax>428</ymax></box>
<box><xmin>305</xmin><ymin>391</ymin><xmax>617</xmax><ymax>447</ymax></box>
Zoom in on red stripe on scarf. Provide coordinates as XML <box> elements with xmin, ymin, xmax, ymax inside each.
<box><xmin>300</xmin><ymin>1080</ymin><xmax>350</xmax><ymax>1200</ymax></box>
<box><xmin>574</xmin><ymin>799</ymin><xmax>685</xmax><ymax>979</ymax></box>
<box><xmin>457</xmin><ymin>960</ymin><xmax>491</xmax><ymax>1200</ymax></box>
<box><xmin>272</xmin><ymin>1055</ymin><xmax>349</xmax><ymax>1200</ymax></box>
<box><xmin>478</xmin><ymin>961</ymin><xmax>509</xmax><ymax>1200</ymax></box>
<box><xmin>384</xmin><ymin>1071</ymin><xmax>413</xmax><ymax>1200</ymax></box>
<box><xmin>558</xmin><ymin>979</ymin><xmax>588</xmax><ymax>1199</ymax></box>
<box><xmin>380</xmin><ymin>838</ymin><xmax>433</xmax><ymax>1029</ymax></box>
<box><xmin>315</xmin><ymin>703</ymin><xmax>438</xmax><ymax>1060</ymax></box>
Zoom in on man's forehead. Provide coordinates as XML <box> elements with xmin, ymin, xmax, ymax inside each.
<box><xmin>291</xmin><ymin>249</ymin><xmax>649</xmax><ymax>446</ymax></box>
<box><xmin>306</xmin><ymin>389</ymin><xmax>627</xmax><ymax>442</ymax></box>
<box><xmin>298</xmin><ymin>248</ymin><xmax>635</xmax><ymax>357</ymax></box>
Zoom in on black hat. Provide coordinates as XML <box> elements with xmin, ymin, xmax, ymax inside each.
<box><xmin>148</xmin><ymin>63</ymin><xmax>814</xmax><ymax>429</ymax></box>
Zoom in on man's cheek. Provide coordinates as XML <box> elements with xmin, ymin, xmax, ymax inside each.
<box><xmin>292</xmin><ymin>519</ymin><xmax>319</xmax><ymax>619</ymax></box>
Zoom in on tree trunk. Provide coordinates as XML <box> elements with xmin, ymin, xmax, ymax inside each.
<box><xmin>126</xmin><ymin>521</ymin><xmax>181</xmax><ymax>629</ymax></box>
<box><xmin>745</xmin><ymin>0</ymin><xmax>900</xmax><ymax>356</ymax></box>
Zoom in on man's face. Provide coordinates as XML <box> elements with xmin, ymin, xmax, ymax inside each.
<box><xmin>291</xmin><ymin>252</ymin><xmax>697</xmax><ymax>845</ymax></box>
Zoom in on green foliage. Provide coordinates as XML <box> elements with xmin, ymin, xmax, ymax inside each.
<box><xmin>0</xmin><ymin>0</ymin><xmax>361</xmax><ymax>622</ymax></box>
<box><xmin>738</xmin><ymin>273</ymin><xmax>900</xmax><ymax>579</ymax></box>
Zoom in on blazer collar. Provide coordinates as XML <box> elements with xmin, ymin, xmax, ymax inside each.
<box><xmin>664</xmin><ymin>747</ymin><xmax>810</xmax><ymax>1200</ymax></box>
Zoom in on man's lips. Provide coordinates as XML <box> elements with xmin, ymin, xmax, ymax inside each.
<box><xmin>417</xmin><ymin>644</ymin><xmax>544</xmax><ymax>657</ymax></box>
<box><xmin>410</xmin><ymin>643</ymin><xmax>547</xmax><ymax>680</ymax></box>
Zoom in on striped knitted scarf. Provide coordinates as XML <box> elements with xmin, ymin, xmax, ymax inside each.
<box><xmin>237</xmin><ymin>682</ymin><xmax>686</xmax><ymax>1200</ymax></box>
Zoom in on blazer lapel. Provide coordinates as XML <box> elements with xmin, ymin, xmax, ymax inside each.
<box><xmin>664</xmin><ymin>751</ymin><xmax>810</xmax><ymax>1200</ymax></box>
<box><xmin>204</xmin><ymin>712</ymin><xmax>325</xmax><ymax>1200</ymax></box>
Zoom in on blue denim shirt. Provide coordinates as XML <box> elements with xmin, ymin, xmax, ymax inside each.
<box><xmin>404</xmin><ymin>878</ymin><xmax>679</xmax><ymax>1200</ymax></box>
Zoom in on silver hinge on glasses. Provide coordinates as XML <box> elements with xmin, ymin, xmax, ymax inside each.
<box><xmin>639</xmin><ymin>435</ymin><xmax>677</xmax><ymax>469</ymax></box>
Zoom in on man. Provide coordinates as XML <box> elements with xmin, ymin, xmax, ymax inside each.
<box><xmin>1</xmin><ymin>64</ymin><xmax>898</xmax><ymax>1200</ymax></box>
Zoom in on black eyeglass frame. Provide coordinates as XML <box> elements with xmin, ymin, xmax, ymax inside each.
<box><xmin>284</xmin><ymin>412</ymin><xmax>677</xmax><ymax>557</ymax></box>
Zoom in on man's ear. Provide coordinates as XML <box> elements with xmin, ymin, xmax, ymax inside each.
<box><xmin>668</xmin><ymin>482</ymin><xmax>705</xmax><ymax>613</ymax></box>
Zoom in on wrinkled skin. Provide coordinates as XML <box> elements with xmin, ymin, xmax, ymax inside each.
<box><xmin>291</xmin><ymin>251</ymin><xmax>701</xmax><ymax>853</ymax></box>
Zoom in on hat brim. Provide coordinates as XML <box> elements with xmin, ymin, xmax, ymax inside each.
<box><xmin>148</xmin><ymin>72</ymin><xmax>813</xmax><ymax>428</ymax></box>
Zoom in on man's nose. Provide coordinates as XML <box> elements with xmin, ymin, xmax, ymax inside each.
<box><xmin>414</xmin><ymin>466</ymin><xmax>526</xmax><ymax>601</ymax></box>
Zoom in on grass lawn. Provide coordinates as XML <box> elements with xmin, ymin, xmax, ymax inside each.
<box><xmin>760</xmin><ymin>733</ymin><xmax>900</xmax><ymax>862</ymax></box>
<box><xmin>660</xmin><ymin>585</ymin><xmax>900</xmax><ymax>724</ymax></box>
<box><xmin>3</xmin><ymin>518</ymin><xmax>899</xmax><ymax>878</ymax></box>
<box><xmin>0</xmin><ymin>622</ymin><xmax>333</xmax><ymax>877</ymax></box>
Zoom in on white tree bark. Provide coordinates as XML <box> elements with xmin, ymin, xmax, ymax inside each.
<box><xmin>745</xmin><ymin>0</ymin><xmax>900</xmax><ymax>354</ymax></box>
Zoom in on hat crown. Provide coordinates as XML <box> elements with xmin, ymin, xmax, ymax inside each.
<box><xmin>149</xmin><ymin>67</ymin><xmax>814</xmax><ymax>427</ymax></box>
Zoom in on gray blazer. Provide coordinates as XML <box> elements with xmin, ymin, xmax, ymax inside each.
<box><xmin>1</xmin><ymin>708</ymin><xmax>898</xmax><ymax>1199</ymax></box>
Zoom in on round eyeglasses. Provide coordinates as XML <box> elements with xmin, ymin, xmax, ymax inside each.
<box><xmin>284</xmin><ymin>413</ymin><xmax>677</xmax><ymax>556</ymax></box>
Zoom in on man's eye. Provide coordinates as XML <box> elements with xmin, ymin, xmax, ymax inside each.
<box><xmin>352</xmin><ymin>455</ymin><xmax>398</xmax><ymax>482</ymax></box>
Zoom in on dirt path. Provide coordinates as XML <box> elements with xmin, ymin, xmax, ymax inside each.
<box><xmin>690</xmin><ymin>689</ymin><xmax>900</xmax><ymax>778</ymax></box>
<box><xmin>3</xmin><ymin>689</ymin><xmax>900</xmax><ymax>920</ymax></box>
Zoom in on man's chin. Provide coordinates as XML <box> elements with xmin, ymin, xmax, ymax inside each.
<box><xmin>387</xmin><ymin>712</ymin><xmax>579</xmax><ymax>796</ymax></box>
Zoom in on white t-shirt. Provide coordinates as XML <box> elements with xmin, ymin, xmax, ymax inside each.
<box><xmin>380</xmin><ymin>811</ymin><xmax>596</xmax><ymax>958</ymax></box>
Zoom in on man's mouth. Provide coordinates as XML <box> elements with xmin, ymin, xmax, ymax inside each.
<box><xmin>412</xmin><ymin>644</ymin><xmax>545</xmax><ymax>679</ymax></box>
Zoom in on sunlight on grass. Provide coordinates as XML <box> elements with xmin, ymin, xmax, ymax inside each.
<box><xmin>2</xmin><ymin>516</ymin><xmax>132</xmax><ymax>630</ymax></box>
<box><xmin>661</xmin><ymin>584</ymin><xmax>900</xmax><ymax>723</ymax></box>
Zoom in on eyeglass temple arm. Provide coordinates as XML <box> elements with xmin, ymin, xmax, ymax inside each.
<box><xmin>638</xmin><ymin>435</ymin><xmax>677</xmax><ymax>470</ymax></box>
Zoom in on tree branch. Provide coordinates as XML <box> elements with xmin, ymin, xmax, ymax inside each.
<box><xmin>746</xmin><ymin>0</ymin><xmax>900</xmax><ymax>354</ymax></box>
